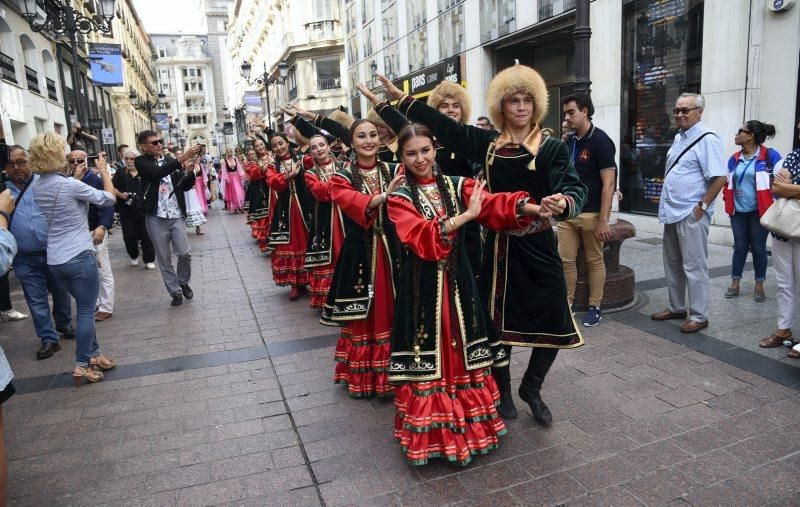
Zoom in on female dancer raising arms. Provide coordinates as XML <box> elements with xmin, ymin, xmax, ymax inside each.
<box><xmin>266</xmin><ymin>132</ymin><xmax>314</xmax><ymax>300</ymax></box>
<box><xmin>387</xmin><ymin>123</ymin><xmax>552</xmax><ymax>465</ymax></box>
<box><xmin>322</xmin><ymin>119</ymin><xmax>404</xmax><ymax>398</ymax></box>
<box><xmin>244</xmin><ymin>140</ymin><xmax>272</xmax><ymax>252</ymax></box>
<box><xmin>303</xmin><ymin>134</ymin><xmax>346</xmax><ymax>309</ymax></box>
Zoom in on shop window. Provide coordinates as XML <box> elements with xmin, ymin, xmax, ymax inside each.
<box><xmin>619</xmin><ymin>0</ymin><xmax>704</xmax><ymax>216</ymax></box>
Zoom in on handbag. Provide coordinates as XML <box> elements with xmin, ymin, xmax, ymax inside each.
<box><xmin>760</xmin><ymin>197</ymin><xmax>800</xmax><ymax>239</ymax></box>
<box><xmin>204</xmin><ymin>187</ymin><xmax>212</xmax><ymax>201</ymax></box>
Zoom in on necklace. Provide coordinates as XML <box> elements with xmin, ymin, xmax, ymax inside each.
<box><xmin>418</xmin><ymin>182</ymin><xmax>445</xmax><ymax>215</ymax></box>
<box><xmin>359</xmin><ymin>167</ymin><xmax>381</xmax><ymax>194</ymax></box>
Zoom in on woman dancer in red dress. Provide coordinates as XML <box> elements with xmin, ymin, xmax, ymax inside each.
<box><xmin>245</xmin><ymin>140</ymin><xmax>272</xmax><ymax>252</ymax></box>
<box><xmin>303</xmin><ymin>135</ymin><xmax>346</xmax><ymax>309</ymax></box>
<box><xmin>387</xmin><ymin>123</ymin><xmax>551</xmax><ymax>465</ymax></box>
<box><xmin>322</xmin><ymin>119</ymin><xmax>404</xmax><ymax>398</ymax></box>
<box><xmin>266</xmin><ymin>132</ymin><xmax>314</xmax><ymax>300</ymax></box>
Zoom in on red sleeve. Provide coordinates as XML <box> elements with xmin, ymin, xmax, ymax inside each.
<box><xmin>461</xmin><ymin>178</ymin><xmax>533</xmax><ymax>231</ymax></box>
<box><xmin>388</xmin><ymin>195</ymin><xmax>452</xmax><ymax>261</ymax></box>
<box><xmin>330</xmin><ymin>174</ymin><xmax>377</xmax><ymax>229</ymax></box>
<box><xmin>266</xmin><ymin>164</ymin><xmax>289</xmax><ymax>192</ymax></box>
<box><xmin>245</xmin><ymin>162</ymin><xmax>260</xmax><ymax>180</ymax></box>
<box><xmin>304</xmin><ymin>171</ymin><xmax>332</xmax><ymax>202</ymax></box>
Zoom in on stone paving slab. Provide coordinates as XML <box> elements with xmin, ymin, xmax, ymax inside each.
<box><xmin>0</xmin><ymin>209</ymin><xmax>799</xmax><ymax>505</ymax></box>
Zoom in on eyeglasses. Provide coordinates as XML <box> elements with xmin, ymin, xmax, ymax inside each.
<box><xmin>737</xmin><ymin>129</ymin><xmax>752</xmax><ymax>135</ymax></box>
<box><xmin>673</xmin><ymin>107</ymin><xmax>701</xmax><ymax>116</ymax></box>
<box><xmin>67</xmin><ymin>158</ymin><xmax>85</xmax><ymax>164</ymax></box>
<box><xmin>8</xmin><ymin>160</ymin><xmax>28</xmax><ymax>168</ymax></box>
<box><xmin>150</xmin><ymin>139</ymin><xmax>164</xmax><ymax>146</ymax></box>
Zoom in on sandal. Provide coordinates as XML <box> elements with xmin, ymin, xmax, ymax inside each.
<box><xmin>754</xmin><ymin>289</ymin><xmax>766</xmax><ymax>302</ymax></box>
<box><xmin>725</xmin><ymin>287</ymin><xmax>740</xmax><ymax>298</ymax></box>
<box><xmin>759</xmin><ymin>332</ymin><xmax>792</xmax><ymax>348</ymax></box>
<box><xmin>789</xmin><ymin>344</ymin><xmax>800</xmax><ymax>359</ymax></box>
<box><xmin>89</xmin><ymin>355</ymin><xmax>117</xmax><ymax>371</ymax></box>
<box><xmin>73</xmin><ymin>365</ymin><xmax>103</xmax><ymax>387</ymax></box>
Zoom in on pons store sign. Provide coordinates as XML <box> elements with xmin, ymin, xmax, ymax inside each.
<box><xmin>393</xmin><ymin>56</ymin><xmax>461</xmax><ymax>98</ymax></box>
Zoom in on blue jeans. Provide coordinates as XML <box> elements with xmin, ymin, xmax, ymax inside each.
<box><xmin>49</xmin><ymin>251</ymin><xmax>101</xmax><ymax>366</ymax></box>
<box><xmin>12</xmin><ymin>252</ymin><xmax>72</xmax><ymax>345</ymax></box>
<box><xmin>730</xmin><ymin>210</ymin><xmax>769</xmax><ymax>282</ymax></box>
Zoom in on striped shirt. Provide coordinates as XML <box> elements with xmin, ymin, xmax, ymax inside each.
<box><xmin>658</xmin><ymin>121</ymin><xmax>727</xmax><ymax>224</ymax></box>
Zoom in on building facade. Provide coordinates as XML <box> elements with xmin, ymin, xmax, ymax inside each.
<box><xmin>201</xmin><ymin>0</ymin><xmax>235</xmax><ymax>140</ymax></box>
<box><xmin>151</xmin><ymin>34</ymin><xmax>220</xmax><ymax>154</ymax></box>
<box><xmin>0</xmin><ymin>0</ymin><xmax>68</xmax><ymax>146</ymax></box>
<box><xmin>107</xmin><ymin>0</ymin><xmax>157</xmax><ymax>149</ymax></box>
<box><xmin>344</xmin><ymin>0</ymin><xmax>800</xmax><ymax>243</ymax></box>
<box><xmin>227</xmin><ymin>0</ymin><xmax>347</xmax><ymax>132</ymax></box>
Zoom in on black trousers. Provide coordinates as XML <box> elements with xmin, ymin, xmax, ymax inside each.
<box><xmin>492</xmin><ymin>345</ymin><xmax>559</xmax><ymax>394</ymax></box>
<box><xmin>0</xmin><ymin>273</ymin><xmax>11</xmax><ymax>311</ymax></box>
<box><xmin>120</xmin><ymin>214</ymin><xmax>155</xmax><ymax>263</ymax></box>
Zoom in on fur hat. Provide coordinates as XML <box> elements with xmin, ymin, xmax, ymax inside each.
<box><xmin>366</xmin><ymin>109</ymin><xmax>395</xmax><ymax>136</ymax></box>
<box><xmin>327</xmin><ymin>108</ymin><xmax>355</xmax><ymax>130</ymax></box>
<box><xmin>427</xmin><ymin>80</ymin><xmax>471</xmax><ymax>124</ymax></box>
<box><xmin>486</xmin><ymin>63</ymin><xmax>548</xmax><ymax>132</ymax></box>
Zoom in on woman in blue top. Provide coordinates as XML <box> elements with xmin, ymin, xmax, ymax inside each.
<box><xmin>29</xmin><ymin>132</ymin><xmax>118</xmax><ymax>386</ymax></box>
<box><xmin>723</xmin><ymin>121</ymin><xmax>780</xmax><ymax>302</ymax></box>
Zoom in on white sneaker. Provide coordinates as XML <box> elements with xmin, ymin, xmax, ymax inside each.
<box><xmin>130</xmin><ymin>259</ymin><xmax>139</xmax><ymax>266</ymax></box>
<box><xmin>0</xmin><ymin>309</ymin><xmax>29</xmax><ymax>322</ymax></box>
<box><xmin>146</xmin><ymin>263</ymin><xmax>156</xmax><ymax>270</ymax></box>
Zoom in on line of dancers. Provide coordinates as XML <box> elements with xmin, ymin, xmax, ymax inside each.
<box><xmin>242</xmin><ymin>63</ymin><xmax>589</xmax><ymax>466</ymax></box>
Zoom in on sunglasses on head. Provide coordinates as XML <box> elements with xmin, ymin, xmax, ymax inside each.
<box><xmin>68</xmin><ymin>158</ymin><xmax>85</xmax><ymax>164</ymax></box>
<box><xmin>150</xmin><ymin>139</ymin><xmax>163</xmax><ymax>146</ymax></box>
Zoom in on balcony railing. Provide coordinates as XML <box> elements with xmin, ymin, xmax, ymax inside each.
<box><xmin>305</xmin><ymin>20</ymin><xmax>338</xmax><ymax>42</ymax></box>
<box><xmin>46</xmin><ymin>77</ymin><xmax>58</xmax><ymax>101</ymax></box>
<box><xmin>25</xmin><ymin>65</ymin><xmax>40</xmax><ymax>94</ymax></box>
<box><xmin>317</xmin><ymin>77</ymin><xmax>341</xmax><ymax>91</ymax></box>
<box><xmin>0</xmin><ymin>52</ymin><xmax>17</xmax><ymax>84</ymax></box>
<box><xmin>539</xmin><ymin>0</ymin><xmax>575</xmax><ymax>21</ymax></box>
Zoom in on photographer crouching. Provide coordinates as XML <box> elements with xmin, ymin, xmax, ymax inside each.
<box><xmin>112</xmin><ymin>148</ymin><xmax>155</xmax><ymax>270</ymax></box>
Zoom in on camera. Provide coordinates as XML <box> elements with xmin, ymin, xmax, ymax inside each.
<box><xmin>124</xmin><ymin>192</ymin><xmax>138</xmax><ymax>206</ymax></box>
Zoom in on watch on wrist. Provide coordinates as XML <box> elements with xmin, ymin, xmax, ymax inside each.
<box><xmin>699</xmin><ymin>201</ymin><xmax>708</xmax><ymax>211</ymax></box>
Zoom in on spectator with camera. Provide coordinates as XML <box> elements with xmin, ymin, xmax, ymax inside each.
<box><xmin>68</xmin><ymin>150</ymin><xmax>115</xmax><ymax>321</ymax></box>
<box><xmin>4</xmin><ymin>144</ymin><xmax>73</xmax><ymax>360</ymax></box>
<box><xmin>30</xmin><ymin>133</ymin><xmax>117</xmax><ymax>386</ymax></box>
<box><xmin>66</xmin><ymin>122</ymin><xmax>98</xmax><ymax>153</ymax></box>
<box><xmin>112</xmin><ymin>147</ymin><xmax>155</xmax><ymax>269</ymax></box>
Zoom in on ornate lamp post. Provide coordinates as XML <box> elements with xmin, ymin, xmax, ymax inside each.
<box><xmin>19</xmin><ymin>0</ymin><xmax>116</xmax><ymax>126</ymax></box>
<box><xmin>129</xmin><ymin>89</ymin><xmax>168</xmax><ymax>129</ymax></box>
<box><xmin>240</xmin><ymin>60</ymin><xmax>289</xmax><ymax>130</ymax></box>
<box><xmin>573</xmin><ymin>0</ymin><xmax>591</xmax><ymax>94</ymax></box>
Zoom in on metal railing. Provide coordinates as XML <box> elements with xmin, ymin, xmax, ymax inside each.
<box><xmin>46</xmin><ymin>77</ymin><xmax>58</xmax><ymax>101</ymax></box>
<box><xmin>0</xmin><ymin>52</ymin><xmax>17</xmax><ymax>84</ymax></box>
<box><xmin>305</xmin><ymin>20</ymin><xmax>338</xmax><ymax>41</ymax></box>
<box><xmin>539</xmin><ymin>0</ymin><xmax>576</xmax><ymax>21</ymax></box>
<box><xmin>317</xmin><ymin>77</ymin><xmax>341</xmax><ymax>91</ymax></box>
<box><xmin>25</xmin><ymin>65</ymin><xmax>40</xmax><ymax>93</ymax></box>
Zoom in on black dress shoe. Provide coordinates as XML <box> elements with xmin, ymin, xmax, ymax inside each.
<box><xmin>171</xmin><ymin>291</ymin><xmax>183</xmax><ymax>306</ymax></box>
<box><xmin>180</xmin><ymin>284</ymin><xmax>193</xmax><ymax>300</ymax></box>
<box><xmin>36</xmin><ymin>342</ymin><xmax>61</xmax><ymax>360</ymax></box>
<box><xmin>519</xmin><ymin>390</ymin><xmax>553</xmax><ymax>426</ymax></box>
<box><xmin>56</xmin><ymin>325</ymin><xmax>75</xmax><ymax>340</ymax></box>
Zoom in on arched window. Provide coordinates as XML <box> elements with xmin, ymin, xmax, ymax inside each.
<box><xmin>19</xmin><ymin>34</ymin><xmax>40</xmax><ymax>93</ymax></box>
<box><xmin>0</xmin><ymin>16</ymin><xmax>17</xmax><ymax>84</ymax></box>
<box><xmin>41</xmin><ymin>49</ymin><xmax>59</xmax><ymax>102</ymax></box>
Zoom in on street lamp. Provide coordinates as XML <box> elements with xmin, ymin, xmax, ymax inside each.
<box><xmin>240</xmin><ymin>60</ymin><xmax>289</xmax><ymax>130</ymax></box>
<box><xmin>215</xmin><ymin>122</ymin><xmax>228</xmax><ymax>154</ymax></box>
<box><xmin>129</xmin><ymin>89</ymin><xmax>168</xmax><ymax>129</ymax></box>
<box><xmin>19</xmin><ymin>0</ymin><xmax>116</xmax><ymax>126</ymax></box>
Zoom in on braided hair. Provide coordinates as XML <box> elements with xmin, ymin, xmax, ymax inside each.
<box><xmin>397</xmin><ymin>123</ymin><xmax>462</xmax><ymax>339</ymax></box>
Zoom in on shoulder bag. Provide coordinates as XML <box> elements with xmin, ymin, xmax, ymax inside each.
<box><xmin>760</xmin><ymin>197</ymin><xmax>800</xmax><ymax>239</ymax></box>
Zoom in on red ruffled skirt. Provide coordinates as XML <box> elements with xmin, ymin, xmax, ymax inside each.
<box><xmin>309</xmin><ymin>210</ymin><xmax>344</xmax><ymax>308</ymax></box>
<box><xmin>251</xmin><ymin>217</ymin><xmax>270</xmax><ymax>252</ymax></box>
<box><xmin>333</xmin><ymin>241</ymin><xmax>394</xmax><ymax>397</ymax></box>
<box><xmin>270</xmin><ymin>199</ymin><xmax>309</xmax><ymax>287</ymax></box>
<box><xmin>393</xmin><ymin>285</ymin><xmax>506</xmax><ymax>466</ymax></box>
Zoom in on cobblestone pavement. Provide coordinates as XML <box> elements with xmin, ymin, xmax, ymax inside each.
<box><xmin>1</xmin><ymin>209</ymin><xmax>799</xmax><ymax>506</ymax></box>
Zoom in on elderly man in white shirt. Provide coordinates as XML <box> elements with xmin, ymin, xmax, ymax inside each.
<box><xmin>651</xmin><ymin>93</ymin><xmax>727</xmax><ymax>333</ymax></box>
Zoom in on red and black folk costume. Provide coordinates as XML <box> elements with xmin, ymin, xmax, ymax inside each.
<box><xmin>388</xmin><ymin>173</ymin><xmax>540</xmax><ymax>466</ymax></box>
<box><xmin>266</xmin><ymin>155</ymin><xmax>314</xmax><ymax>288</ymax></box>
<box><xmin>245</xmin><ymin>156</ymin><xmax>271</xmax><ymax>251</ymax></box>
<box><xmin>393</xmin><ymin>65</ymin><xmax>588</xmax><ymax>422</ymax></box>
<box><xmin>322</xmin><ymin>161</ymin><xmax>401</xmax><ymax>398</ymax></box>
<box><xmin>303</xmin><ymin>155</ymin><xmax>346</xmax><ymax>308</ymax></box>
<box><xmin>372</xmin><ymin>84</ymin><xmax>484</xmax><ymax>273</ymax></box>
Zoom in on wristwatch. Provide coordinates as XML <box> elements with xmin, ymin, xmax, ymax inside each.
<box><xmin>699</xmin><ymin>201</ymin><xmax>708</xmax><ymax>211</ymax></box>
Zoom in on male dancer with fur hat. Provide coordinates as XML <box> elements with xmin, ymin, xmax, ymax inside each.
<box><xmin>373</xmin><ymin>65</ymin><xmax>587</xmax><ymax>425</ymax></box>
